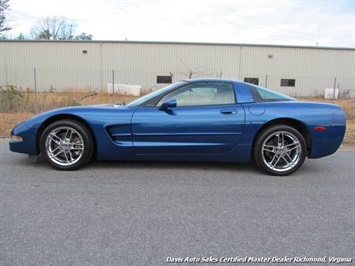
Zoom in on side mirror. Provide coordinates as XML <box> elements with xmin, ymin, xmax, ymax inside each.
<box><xmin>159</xmin><ymin>99</ymin><xmax>177</xmax><ymax>111</ymax></box>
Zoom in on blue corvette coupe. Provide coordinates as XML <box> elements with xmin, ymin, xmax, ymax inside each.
<box><xmin>9</xmin><ymin>79</ymin><xmax>346</xmax><ymax>175</ymax></box>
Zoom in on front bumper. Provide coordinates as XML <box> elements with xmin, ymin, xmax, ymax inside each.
<box><xmin>9</xmin><ymin>121</ymin><xmax>39</xmax><ymax>155</ymax></box>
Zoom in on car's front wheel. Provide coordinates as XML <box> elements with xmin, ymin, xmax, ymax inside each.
<box><xmin>253</xmin><ymin>125</ymin><xmax>307</xmax><ymax>176</ymax></box>
<box><xmin>40</xmin><ymin>119</ymin><xmax>94</xmax><ymax>170</ymax></box>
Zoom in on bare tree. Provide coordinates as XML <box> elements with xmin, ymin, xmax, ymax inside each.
<box><xmin>30</xmin><ymin>16</ymin><xmax>79</xmax><ymax>40</ymax></box>
<box><xmin>0</xmin><ymin>0</ymin><xmax>11</xmax><ymax>34</ymax></box>
<box><xmin>75</xmin><ymin>32</ymin><xmax>93</xmax><ymax>40</ymax></box>
<box><xmin>15</xmin><ymin>33</ymin><xmax>26</xmax><ymax>39</ymax></box>
<box><xmin>179</xmin><ymin>66</ymin><xmax>217</xmax><ymax>79</ymax></box>
<box><xmin>178</xmin><ymin>58</ymin><xmax>222</xmax><ymax>79</ymax></box>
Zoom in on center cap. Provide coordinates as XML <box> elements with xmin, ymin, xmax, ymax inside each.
<box><xmin>60</xmin><ymin>141</ymin><xmax>71</xmax><ymax>151</ymax></box>
<box><xmin>277</xmin><ymin>147</ymin><xmax>287</xmax><ymax>156</ymax></box>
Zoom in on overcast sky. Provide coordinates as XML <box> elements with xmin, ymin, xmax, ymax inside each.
<box><xmin>6</xmin><ymin>0</ymin><xmax>355</xmax><ymax>48</ymax></box>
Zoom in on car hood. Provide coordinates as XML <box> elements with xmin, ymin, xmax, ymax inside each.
<box><xmin>22</xmin><ymin>104</ymin><xmax>136</xmax><ymax>129</ymax></box>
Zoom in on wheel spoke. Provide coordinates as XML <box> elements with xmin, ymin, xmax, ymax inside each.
<box><xmin>50</xmin><ymin>146</ymin><xmax>64</xmax><ymax>158</ymax></box>
<box><xmin>276</xmin><ymin>133</ymin><xmax>280</xmax><ymax>145</ymax></box>
<box><xmin>51</xmin><ymin>146</ymin><xmax>60</xmax><ymax>156</ymax></box>
<box><xmin>63</xmin><ymin>151</ymin><xmax>70</xmax><ymax>165</ymax></box>
<box><xmin>268</xmin><ymin>154</ymin><xmax>279</xmax><ymax>168</ymax></box>
<box><xmin>64</xmin><ymin>128</ymin><xmax>69</xmax><ymax>139</ymax></box>
<box><xmin>68</xmin><ymin>151</ymin><xmax>75</xmax><ymax>163</ymax></box>
<box><xmin>285</xmin><ymin>142</ymin><xmax>300</xmax><ymax>151</ymax></box>
<box><xmin>281</xmin><ymin>132</ymin><xmax>285</xmax><ymax>146</ymax></box>
<box><xmin>263</xmin><ymin>144</ymin><xmax>276</xmax><ymax>153</ymax></box>
<box><xmin>49</xmin><ymin>132</ymin><xmax>62</xmax><ymax>144</ymax></box>
<box><xmin>284</xmin><ymin>153</ymin><xmax>294</xmax><ymax>166</ymax></box>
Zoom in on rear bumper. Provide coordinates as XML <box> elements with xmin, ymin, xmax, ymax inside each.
<box><xmin>309</xmin><ymin>107</ymin><xmax>346</xmax><ymax>158</ymax></box>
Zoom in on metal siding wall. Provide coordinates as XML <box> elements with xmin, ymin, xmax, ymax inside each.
<box><xmin>100</xmin><ymin>42</ymin><xmax>242</xmax><ymax>92</ymax></box>
<box><xmin>0</xmin><ymin>40</ymin><xmax>354</xmax><ymax>97</ymax></box>
<box><xmin>239</xmin><ymin>46</ymin><xmax>355</xmax><ymax>96</ymax></box>
<box><xmin>1</xmin><ymin>41</ymin><xmax>104</xmax><ymax>91</ymax></box>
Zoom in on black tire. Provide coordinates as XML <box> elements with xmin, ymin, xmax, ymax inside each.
<box><xmin>40</xmin><ymin>119</ymin><xmax>94</xmax><ymax>170</ymax></box>
<box><xmin>253</xmin><ymin>125</ymin><xmax>307</xmax><ymax>176</ymax></box>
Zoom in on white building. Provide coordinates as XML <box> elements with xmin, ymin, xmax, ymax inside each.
<box><xmin>0</xmin><ymin>40</ymin><xmax>354</xmax><ymax>97</ymax></box>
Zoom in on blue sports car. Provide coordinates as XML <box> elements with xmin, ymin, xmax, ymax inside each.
<box><xmin>9</xmin><ymin>79</ymin><xmax>346</xmax><ymax>176</ymax></box>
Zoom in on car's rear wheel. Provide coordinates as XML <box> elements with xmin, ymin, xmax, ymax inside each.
<box><xmin>40</xmin><ymin>119</ymin><xmax>94</xmax><ymax>170</ymax></box>
<box><xmin>253</xmin><ymin>125</ymin><xmax>306</xmax><ymax>176</ymax></box>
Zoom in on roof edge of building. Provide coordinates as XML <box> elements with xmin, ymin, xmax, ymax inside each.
<box><xmin>1</xmin><ymin>39</ymin><xmax>354</xmax><ymax>51</ymax></box>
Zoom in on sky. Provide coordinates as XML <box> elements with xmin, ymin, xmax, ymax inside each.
<box><xmin>5</xmin><ymin>0</ymin><xmax>355</xmax><ymax>48</ymax></box>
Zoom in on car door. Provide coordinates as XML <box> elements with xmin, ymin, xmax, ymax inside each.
<box><xmin>131</xmin><ymin>82</ymin><xmax>245</xmax><ymax>155</ymax></box>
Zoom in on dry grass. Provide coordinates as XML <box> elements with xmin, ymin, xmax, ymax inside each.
<box><xmin>7</xmin><ymin>92</ymin><xmax>137</xmax><ymax>113</ymax></box>
<box><xmin>1</xmin><ymin>92</ymin><xmax>354</xmax><ymax>148</ymax></box>
<box><xmin>0</xmin><ymin>92</ymin><xmax>138</xmax><ymax>138</ymax></box>
<box><xmin>299</xmin><ymin>97</ymin><xmax>355</xmax><ymax>121</ymax></box>
<box><xmin>0</xmin><ymin>112</ymin><xmax>33</xmax><ymax>138</ymax></box>
<box><xmin>344</xmin><ymin>121</ymin><xmax>355</xmax><ymax>146</ymax></box>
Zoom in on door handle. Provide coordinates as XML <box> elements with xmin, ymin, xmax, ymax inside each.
<box><xmin>220</xmin><ymin>109</ymin><xmax>237</xmax><ymax>115</ymax></box>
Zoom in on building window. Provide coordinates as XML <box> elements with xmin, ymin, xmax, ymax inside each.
<box><xmin>157</xmin><ymin>75</ymin><xmax>172</xmax><ymax>84</ymax></box>
<box><xmin>244</xmin><ymin>77</ymin><xmax>259</xmax><ymax>85</ymax></box>
<box><xmin>281</xmin><ymin>79</ymin><xmax>296</xmax><ymax>87</ymax></box>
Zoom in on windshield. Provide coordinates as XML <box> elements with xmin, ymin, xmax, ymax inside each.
<box><xmin>127</xmin><ymin>81</ymin><xmax>187</xmax><ymax>106</ymax></box>
<box><xmin>247</xmin><ymin>84</ymin><xmax>295</xmax><ymax>102</ymax></box>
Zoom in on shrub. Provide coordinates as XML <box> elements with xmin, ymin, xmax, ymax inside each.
<box><xmin>0</xmin><ymin>85</ymin><xmax>31</xmax><ymax>112</ymax></box>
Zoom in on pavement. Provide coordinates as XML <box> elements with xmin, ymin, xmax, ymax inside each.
<box><xmin>0</xmin><ymin>139</ymin><xmax>354</xmax><ymax>265</ymax></box>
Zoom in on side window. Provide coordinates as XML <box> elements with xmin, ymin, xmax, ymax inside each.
<box><xmin>247</xmin><ymin>84</ymin><xmax>294</xmax><ymax>102</ymax></box>
<box><xmin>157</xmin><ymin>83</ymin><xmax>235</xmax><ymax>107</ymax></box>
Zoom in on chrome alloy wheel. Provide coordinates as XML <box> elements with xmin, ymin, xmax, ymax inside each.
<box><xmin>261</xmin><ymin>131</ymin><xmax>302</xmax><ymax>173</ymax></box>
<box><xmin>45</xmin><ymin>126</ymin><xmax>85</xmax><ymax>166</ymax></box>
